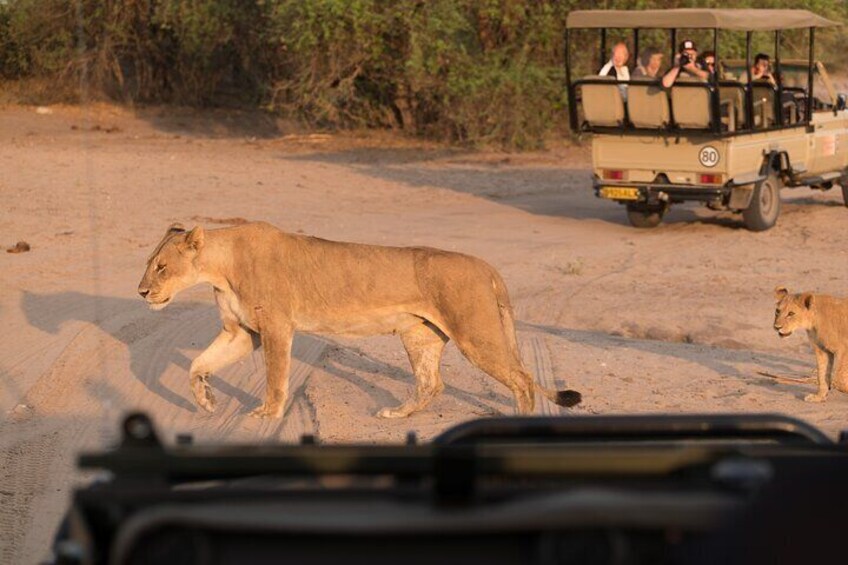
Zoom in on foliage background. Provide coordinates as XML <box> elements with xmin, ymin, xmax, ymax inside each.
<box><xmin>0</xmin><ymin>0</ymin><xmax>845</xmax><ymax>147</ymax></box>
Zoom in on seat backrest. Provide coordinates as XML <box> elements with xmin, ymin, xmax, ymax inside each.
<box><xmin>580</xmin><ymin>75</ymin><xmax>625</xmax><ymax>127</ymax></box>
<box><xmin>671</xmin><ymin>76</ymin><xmax>712</xmax><ymax>128</ymax></box>
<box><xmin>751</xmin><ymin>81</ymin><xmax>776</xmax><ymax>128</ymax></box>
<box><xmin>627</xmin><ymin>79</ymin><xmax>669</xmax><ymax>128</ymax></box>
<box><xmin>719</xmin><ymin>83</ymin><xmax>746</xmax><ymax>132</ymax></box>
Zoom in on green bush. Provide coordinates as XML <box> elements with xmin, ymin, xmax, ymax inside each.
<box><xmin>0</xmin><ymin>0</ymin><xmax>844</xmax><ymax>146</ymax></box>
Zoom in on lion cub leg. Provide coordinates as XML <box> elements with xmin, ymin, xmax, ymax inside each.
<box><xmin>805</xmin><ymin>344</ymin><xmax>832</xmax><ymax>403</ymax></box>
<box><xmin>377</xmin><ymin>322</ymin><xmax>448</xmax><ymax>419</ymax></box>
<box><xmin>190</xmin><ymin>325</ymin><xmax>256</xmax><ymax>413</ymax></box>
<box><xmin>830</xmin><ymin>350</ymin><xmax>848</xmax><ymax>395</ymax></box>
<box><xmin>250</xmin><ymin>325</ymin><xmax>294</xmax><ymax>419</ymax></box>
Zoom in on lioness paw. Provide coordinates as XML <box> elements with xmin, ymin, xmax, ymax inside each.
<box><xmin>376</xmin><ymin>406</ymin><xmax>412</xmax><ymax>419</ymax></box>
<box><xmin>804</xmin><ymin>393</ymin><xmax>828</xmax><ymax>403</ymax></box>
<box><xmin>191</xmin><ymin>375</ymin><xmax>217</xmax><ymax>413</ymax></box>
<box><xmin>249</xmin><ymin>403</ymin><xmax>283</xmax><ymax>419</ymax></box>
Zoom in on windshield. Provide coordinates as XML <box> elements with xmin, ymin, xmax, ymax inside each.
<box><xmin>1</xmin><ymin>3</ymin><xmax>847</xmax><ymax>565</ymax></box>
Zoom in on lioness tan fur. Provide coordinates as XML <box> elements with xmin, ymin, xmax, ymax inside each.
<box><xmin>137</xmin><ymin>222</ymin><xmax>581</xmax><ymax>419</ymax></box>
<box><xmin>774</xmin><ymin>286</ymin><xmax>848</xmax><ymax>402</ymax></box>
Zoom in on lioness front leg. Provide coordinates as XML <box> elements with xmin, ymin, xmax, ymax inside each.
<box><xmin>250</xmin><ymin>325</ymin><xmax>294</xmax><ymax>419</ymax></box>
<box><xmin>805</xmin><ymin>346</ymin><xmax>832</xmax><ymax>403</ymax></box>
<box><xmin>190</xmin><ymin>324</ymin><xmax>255</xmax><ymax>412</ymax></box>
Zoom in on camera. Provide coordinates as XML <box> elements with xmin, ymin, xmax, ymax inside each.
<box><xmin>678</xmin><ymin>53</ymin><xmax>691</xmax><ymax>67</ymax></box>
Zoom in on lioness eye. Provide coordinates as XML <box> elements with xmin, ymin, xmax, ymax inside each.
<box><xmin>156</xmin><ymin>264</ymin><xmax>167</xmax><ymax>273</ymax></box>
<box><xmin>787</xmin><ymin>312</ymin><xmax>794</xmax><ymax>317</ymax></box>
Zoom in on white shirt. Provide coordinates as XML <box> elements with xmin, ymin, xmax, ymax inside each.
<box><xmin>599</xmin><ymin>61</ymin><xmax>630</xmax><ymax>101</ymax></box>
<box><xmin>599</xmin><ymin>61</ymin><xmax>630</xmax><ymax>81</ymax></box>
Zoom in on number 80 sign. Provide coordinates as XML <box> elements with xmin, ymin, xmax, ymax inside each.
<box><xmin>699</xmin><ymin>146</ymin><xmax>720</xmax><ymax>168</ymax></box>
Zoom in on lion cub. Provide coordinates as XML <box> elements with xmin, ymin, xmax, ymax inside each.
<box><xmin>774</xmin><ymin>286</ymin><xmax>848</xmax><ymax>402</ymax></box>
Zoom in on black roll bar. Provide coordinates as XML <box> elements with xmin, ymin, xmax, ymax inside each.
<box><xmin>563</xmin><ymin>23</ymin><xmax>820</xmax><ymax>135</ymax></box>
<box><xmin>710</xmin><ymin>28</ymin><xmax>721</xmax><ymax>135</ymax></box>
<box><xmin>745</xmin><ymin>32</ymin><xmax>754</xmax><ymax>130</ymax></box>
<box><xmin>775</xmin><ymin>30</ymin><xmax>784</xmax><ymax>127</ymax></box>
<box><xmin>807</xmin><ymin>27</ymin><xmax>815</xmax><ymax>123</ymax></box>
<box><xmin>565</xmin><ymin>28</ymin><xmax>578</xmax><ymax>131</ymax></box>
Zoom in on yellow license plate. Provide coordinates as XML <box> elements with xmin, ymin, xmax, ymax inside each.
<box><xmin>599</xmin><ymin>187</ymin><xmax>641</xmax><ymax>200</ymax></box>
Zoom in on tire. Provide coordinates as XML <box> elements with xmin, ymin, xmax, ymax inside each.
<box><xmin>742</xmin><ymin>173</ymin><xmax>782</xmax><ymax>231</ymax></box>
<box><xmin>626</xmin><ymin>204</ymin><xmax>664</xmax><ymax>228</ymax></box>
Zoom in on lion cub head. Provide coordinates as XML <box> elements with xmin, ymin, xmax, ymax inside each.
<box><xmin>773</xmin><ymin>286</ymin><xmax>815</xmax><ymax>338</ymax></box>
<box><xmin>138</xmin><ymin>224</ymin><xmax>205</xmax><ymax>310</ymax></box>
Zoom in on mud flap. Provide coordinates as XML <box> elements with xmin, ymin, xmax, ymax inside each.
<box><xmin>728</xmin><ymin>185</ymin><xmax>755</xmax><ymax>210</ymax></box>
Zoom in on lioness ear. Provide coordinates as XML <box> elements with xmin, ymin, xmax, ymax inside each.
<box><xmin>803</xmin><ymin>294</ymin><xmax>814</xmax><ymax>309</ymax></box>
<box><xmin>774</xmin><ymin>286</ymin><xmax>788</xmax><ymax>301</ymax></box>
<box><xmin>166</xmin><ymin>223</ymin><xmax>186</xmax><ymax>238</ymax></box>
<box><xmin>185</xmin><ymin>226</ymin><xmax>205</xmax><ymax>252</ymax></box>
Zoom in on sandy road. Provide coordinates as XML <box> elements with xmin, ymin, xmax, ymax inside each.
<box><xmin>2</xmin><ymin>104</ymin><xmax>847</xmax><ymax>563</ymax></box>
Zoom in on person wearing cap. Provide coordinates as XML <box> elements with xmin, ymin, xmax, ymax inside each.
<box><xmin>633</xmin><ymin>47</ymin><xmax>664</xmax><ymax>78</ymax></box>
<box><xmin>662</xmin><ymin>39</ymin><xmax>710</xmax><ymax>88</ymax></box>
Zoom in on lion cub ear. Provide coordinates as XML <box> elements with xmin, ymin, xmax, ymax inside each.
<box><xmin>184</xmin><ymin>226</ymin><xmax>205</xmax><ymax>252</ymax></box>
<box><xmin>774</xmin><ymin>286</ymin><xmax>789</xmax><ymax>301</ymax></box>
<box><xmin>802</xmin><ymin>294</ymin><xmax>814</xmax><ymax>309</ymax></box>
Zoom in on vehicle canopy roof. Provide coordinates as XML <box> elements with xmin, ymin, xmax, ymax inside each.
<box><xmin>566</xmin><ymin>9</ymin><xmax>840</xmax><ymax>31</ymax></box>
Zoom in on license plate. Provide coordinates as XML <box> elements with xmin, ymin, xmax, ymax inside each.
<box><xmin>599</xmin><ymin>187</ymin><xmax>640</xmax><ymax>200</ymax></box>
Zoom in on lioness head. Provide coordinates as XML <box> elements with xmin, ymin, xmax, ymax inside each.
<box><xmin>773</xmin><ymin>286</ymin><xmax>815</xmax><ymax>338</ymax></box>
<box><xmin>138</xmin><ymin>224</ymin><xmax>205</xmax><ymax>310</ymax></box>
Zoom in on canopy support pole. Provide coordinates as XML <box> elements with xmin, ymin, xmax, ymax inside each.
<box><xmin>600</xmin><ymin>28</ymin><xmax>607</xmax><ymax>70</ymax></box>
<box><xmin>745</xmin><ymin>31</ymin><xmax>753</xmax><ymax>130</ymax></box>
<box><xmin>634</xmin><ymin>29</ymin><xmax>639</xmax><ymax>69</ymax></box>
<box><xmin>711</xmin><ymin>28</ymin><xmax>720</xmax><ymax>134</ymax></box>
<box><xmin>807</xmin><ymin>27</ymin><xmax>815</xmax><ymax>123</ymax></box>
<box><xmin>670</xmin><ymin>29</ymin><xmax>677</xmax><ymax>64</ymax></box>
<box><xmin>565</xmin><ymin>28</ymin><xmax>577</xmax><ymax>132</ymax></box>
<box><xmin>775</xmin><ymin>30</ymin><xmax>783</xmax><ymax>126</ymax></box>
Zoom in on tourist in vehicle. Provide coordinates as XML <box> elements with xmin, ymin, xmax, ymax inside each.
<box><xmin>750</xmin><ymin>53</ymin><xmax>777</xmax><ymax>86</ymax></box>
<box><xmin>633</xmin><ymin>47</ymin><xmax>664</xmax><ymax>78</ymax></box>
<box><xmin>661</xmin><ymin>39</ymin><xmax>710</xmax><ymax>87</ymax></box>
<box><xmin>697</xmin><ymin>50</ymin><xmax>718</xmax><ymax>78</ymax></box>
<box><xmin>598</xmin><ymin>42</ymin><xmax>631</xmax><ymax>81</ymax></box>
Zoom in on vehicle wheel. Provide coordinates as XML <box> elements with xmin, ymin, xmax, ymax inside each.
<box><xmin>626</xmin><ymin>204</ymin><xmax>664</xmax><ymax>228</ymax></box>
<box><xmin>742</xmin><ymin>173</ymin><xmax>782</xmax><ymax>231</ymax></box>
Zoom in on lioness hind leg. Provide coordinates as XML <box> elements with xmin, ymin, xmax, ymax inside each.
<box><xmin>453</xmin><ymin>337</ymin><xmax>535</xmax><ymax>415</ymax></box>
<box><xmin>377</xmin><ymin>321</ymin><xmax>448</xmax><ymax>419</ymax></box>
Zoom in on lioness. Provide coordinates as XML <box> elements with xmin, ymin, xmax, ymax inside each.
<box><xmin>138</xmin><ymin>222</ymin><xmax>581</xmax><ymax>418</ymax></box>
<box><xmin>774</xmin><ymin>286</ymin><xmax>848</xmax><ymax>402</ymax></box>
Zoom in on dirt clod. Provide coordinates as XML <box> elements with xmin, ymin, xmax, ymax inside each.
<box><xmin>6</xmin><ymin>241</ymin><xmax>30</xmax><ymax>253</ymax></box>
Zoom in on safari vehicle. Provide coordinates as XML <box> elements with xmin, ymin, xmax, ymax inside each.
<box><xmin>51</xmin><ymin>412</ymin><xmax>847</xmax><ymax>564</ymax></box>
<box><xmin>565</xmin><ymin>9</ymin><xmax>847</xmax><ymax>230</ymax></box>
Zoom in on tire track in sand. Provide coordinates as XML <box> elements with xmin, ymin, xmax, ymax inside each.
<box><xmin>1</xmin><ymin>304</ymin><xmax>328</xmax><ymax>564</ymax></box>
<box><xmin>520</xmin><ymin>335</ymin><xmax>564</xmax><ymax>416</ymax></box>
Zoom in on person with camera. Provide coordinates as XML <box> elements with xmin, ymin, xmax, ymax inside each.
<box><xmin>750</xmin><ymin>53</ymin><xmax>777</xmax><ymax>86</ymax></box>
<box><xmin>662</xmin><ymin>40</ymin><xmax>710</xmax><ymax>88</ymax></box>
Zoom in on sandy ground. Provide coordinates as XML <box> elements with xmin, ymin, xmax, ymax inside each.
<box><xmin>1</xmin><ymin>103</ymin><xmax>847</xmax><ymax>563</ymax></box>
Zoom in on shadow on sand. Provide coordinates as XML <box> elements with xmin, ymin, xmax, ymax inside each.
<box><xmin>519</xmin><ymin>321</ymin><xmax>813</xmax><ymax>398</ymax></box>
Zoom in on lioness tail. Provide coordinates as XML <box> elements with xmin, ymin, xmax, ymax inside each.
<box><xmin>534</xmin><ymin>383</ymin><xmax>582</xmax><ymax>408</ymax></box>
